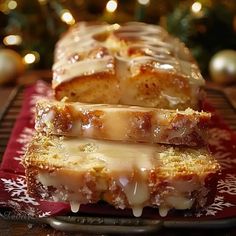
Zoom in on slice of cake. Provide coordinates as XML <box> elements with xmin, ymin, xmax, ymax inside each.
<box><xmin>35</xmin><ymin>99</ymin><xmax>211</xmax><ymax>146</ymax></box>
<box><xmin>23</xmin><ymin>134</ymin><xmax>220</xmax><ymax>217</ymax></box>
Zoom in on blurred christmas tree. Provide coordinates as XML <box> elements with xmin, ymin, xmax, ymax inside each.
<box><xmin>0</xmin><ymin>0</ymin><xmax>69</xmax><ymax>69</ymax></box>
<box><xmin>166</xmin><ymin>0</ymin><xmax>236</xmax><ymax>74</ymax></box>
<box><xmin>0</xmin><ymin>0</ymin><xmax>235</xmax><ymax>75</ymax></box>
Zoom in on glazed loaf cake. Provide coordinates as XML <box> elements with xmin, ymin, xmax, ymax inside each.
<box><xmin>23</xmin><ymin>134</ymin><xmax>220</xmax><ymax>217</ymax></box>
<box><xmin>35</xmin><ymin>99</ymin><xmax>211</xmax><ymax>146</ymax></box>
<box><xmin>53</xmin><ymin>22</ymin><xmax>205</xmax><ymax>110</ymax></box>
<box><xmin>23</xmin><ymin>21</ymin><xmax>220</xmax><ymax>219</ymax></box>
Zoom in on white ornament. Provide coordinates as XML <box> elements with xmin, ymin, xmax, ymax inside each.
<box><xmin>0</xmin><ymin>49</ymin><xmax>25</xmax><ymax>85</ymax></box>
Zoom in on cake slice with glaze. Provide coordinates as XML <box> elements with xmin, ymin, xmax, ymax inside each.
<box><xmin>35</xmin><ymin>99</ymin><xmax>211</xmax><ymax>146</ymax></box>
<box><xmin>23</xmin><ymin>134</ymin><xmax>220</xmax><ymax>217</ymax></box>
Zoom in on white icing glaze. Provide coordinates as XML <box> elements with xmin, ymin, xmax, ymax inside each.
<box><xmin>52</xmin><ymin>22</ymin><xmax>205</xmax><ymax>92</ymax></box>
<box><xmin>159</xmin><ymin>207</ymin><xmax>169</xmax><ymax>217</ymax></box>
<box><xmin>118</xmin><ymin>178</ymin><xmax>149</xmax><ymax>217</ymax></box>
<box><xmin>101</xmin><ymin>110</ymin><xmax>129</xmax><ymax>140</ymax></box>
<box><xmin>36</xmin><ymin>100</ymin><xmax>210</xmax><ymax>145</ymax></box>
<box><xmin>53</xmin><ymin>56</ymin><xmax>114</xmax><ymax>86</ymax></box>
<box><xmin>53</xmin><ymin>23</ymin><xmax>120</xmax><ymax>87</ymax></box>
<box><xmin>166</xmin><ymin>196</ymin><xmax>194</xmax><ymax>210</ymax></box>
<box><xmin>41</xmin><ymin>109</ymin><xmax>55</xmax><ymax>131</ymax></box>
<box><xmin>55</xmin><ymin>40</ymin><xmax>97</xmax><ymax>62</ymax></box>
<box><xmin>70</xmin><ymin>201</ymin><xmax>80</xmax><ymax>213</ymax></box>
<box><xmin>35</xmin><ymin>137</ymin><xmax>211</xmax><ymax>217</ymax></box>
<box><xmin>132</xmin><ymin>206</ymin><xmax>144</xmax><ymax>217</ymax></box>
<box><xmin>160</xmin><ymin>92</ymin><xmax>186</xmax><ymax>107</ymax></box>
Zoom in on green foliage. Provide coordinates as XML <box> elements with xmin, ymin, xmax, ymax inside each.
<box><xmin>1</xmin><ymin>0</ymin><xmax>236</xmax><ymax>71</ymax></box>
<box><xmin>167</xmin><ymin>2</ymin><xmax>236</xmax><ymax>74</ymax></box>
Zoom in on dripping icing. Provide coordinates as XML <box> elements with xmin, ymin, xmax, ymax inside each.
<box><xmin>70</xmin><ymin>201</ymin><xmax>80</xmax><ymax>213</ymax></box>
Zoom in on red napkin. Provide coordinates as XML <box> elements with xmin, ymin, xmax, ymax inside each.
<box><xmin>1</xmin><ymin>80</ymin><xmax>236</xmax><ymax>220</ymax></box>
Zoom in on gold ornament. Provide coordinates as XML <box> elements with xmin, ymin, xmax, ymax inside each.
<box><xmin>0</xmin><ymin>49</ymin><xmax>25</xmax><ymax>85</ymax></box>
<box><xmin>209</xmin><ymin>50</ymin><xmax>236</xmax><ymax>85</ymax></box>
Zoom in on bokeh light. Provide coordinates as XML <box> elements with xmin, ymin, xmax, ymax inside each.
<box><xmin>191</xmin><ymin>2</ymin><xmax>202</xmax><ymax>13</ymax></box>
<box><xmin>3</xmin><ymin>35</ymin><xmax>22</xmax><ymax>46</ymax></box>
<box><xmin>106</xmin><ymin>0</ymin><xmax>118</xmax><ymax>13</ymax></box>
<box><xmin>61</xmin><ymin>10</ymin><xmax>75</xmax><ymax>25</ymax></box>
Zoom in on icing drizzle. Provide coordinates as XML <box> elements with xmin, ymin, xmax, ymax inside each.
<box><xmin>52</xmin><ymin>22</ymin><xmax>205</xmax><ymax>90</ymax></box>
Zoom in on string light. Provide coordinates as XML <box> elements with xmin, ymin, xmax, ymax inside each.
<box><xmin>7</xmin><ymin>0</ymin><xmax>17</xmax><ymax>10</ymax></box>
<box><xmin>106</xmin><ymin>0</ymin><xmax>118</xmax><ymax>13</ymax></box>
<box><xmin>24</xmin><ymin>53</ymin><xmax>36</xmax><ymax>64</ymax></box>
<box><xmin>137</xmin><ymin>0</ymin><xmax>150</xmax><ymax>5</ymax></box>
<box><xmin>3</xmin><ymin>35</ymin><xmax>22</xmax><ymax>46</ymax></box>
<box><xmin>61</xmin><ymin>10</ymin><xmax>75</xmax><ymax>25</ymax></box>
<box><xmin>38</xmin><ymin>0</ymin><xmax>47</xmax><ymax>5</ymax></box>
<box><xmin>191</xmin><ymin>2</ymin><xmax>202</xmax><ymax>13</ymax></box>
<box><xmin>23</xmin><ymin>51</ymin><xmax>40</xmax><ymax>64</ymax></box>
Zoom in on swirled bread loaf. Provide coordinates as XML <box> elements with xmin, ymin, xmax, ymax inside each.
<box><xmin>53</xmin><ymin>22</ymin><xmax>205</xmax><ymax>110</ymax></box>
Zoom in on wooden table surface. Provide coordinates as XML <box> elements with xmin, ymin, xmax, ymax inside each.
<box><xmin>0</xmin><ymin>79</ymin><xmax>236</xmax><ymax>236</ymax></box>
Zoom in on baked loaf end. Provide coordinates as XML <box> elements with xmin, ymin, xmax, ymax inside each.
<box><xmin>23</xmin><ymin>134</ymin><xmax>220</xmax><ymax>217</ymax></box>
<box><xmin>52</xmin><ymin>22</ymin><xmax>205</xmax><ymax>110</ymax></box>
